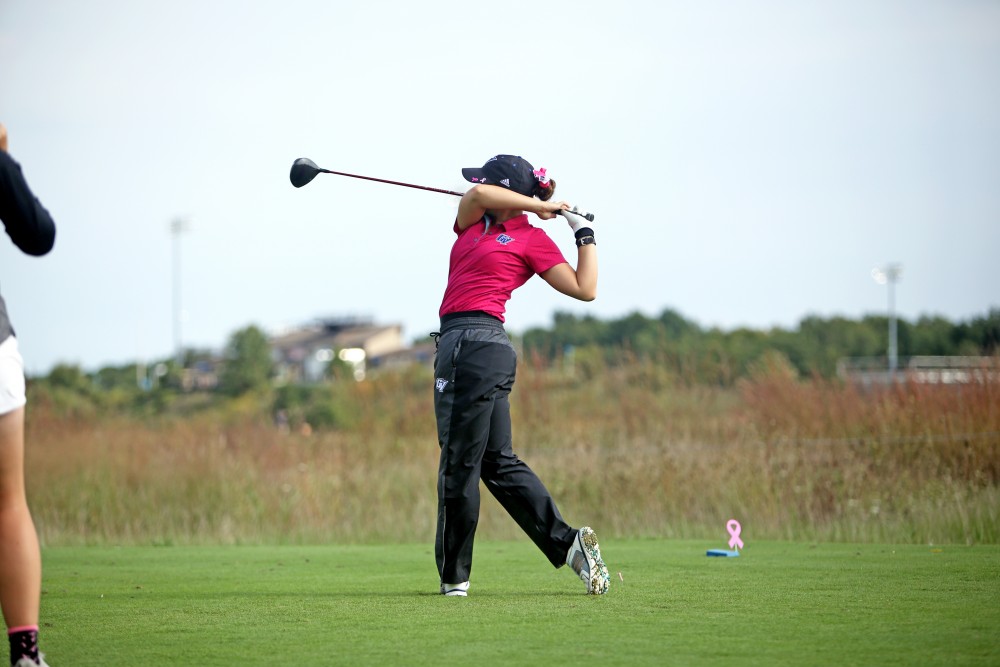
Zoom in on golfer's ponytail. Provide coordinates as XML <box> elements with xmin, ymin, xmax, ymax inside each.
<box><xmin>534</xmin><ymin>177</ymin><xmax>556</xmax><ymax>201</ymax></box>
<box><xmin>530</xmin><ymin>166</ymin><xmax>555</xmax><ymax>201</ymax></box>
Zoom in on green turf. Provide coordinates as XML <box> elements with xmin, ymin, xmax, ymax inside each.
<box><xmin>38</xmin><ymin>539</ymin><xmax>999</xmax><ymax>666</ymax></box>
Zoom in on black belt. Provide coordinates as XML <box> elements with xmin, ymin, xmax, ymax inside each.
<box><xmin>440</xmin><ymin>310</ymin><xmax>502</xmax><ymax>326</ymax></box>
<box><xmin>432</xmin><ymin>311</ymin><xmax>505</xmax><ymax>348</ymax></box>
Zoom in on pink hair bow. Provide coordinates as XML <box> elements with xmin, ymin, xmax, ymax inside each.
<box><xmin>533</xmin><ymin>167</ymin><xmax>550</xmax><ymax>186</ymax></box>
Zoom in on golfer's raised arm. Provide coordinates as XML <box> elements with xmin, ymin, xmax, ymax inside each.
<box><xmin>541</xmin><ymin>208</ymin><xmax>597</xmax><ymax>302</ymax></box>
<box><xmin>457</xmin><ymin>184</ymin><xmax>568</xmax><ymax>230</ymax></box>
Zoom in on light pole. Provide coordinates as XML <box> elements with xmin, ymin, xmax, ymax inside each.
<box><xmin>170</xmin><ymin>218</ymin><xmax>190</xmax><ymax>366</ymax></box>
<box><xmin>871</xmin><ymin>263</ymin><xmax>902</xmax><ymax>379</ymax></box>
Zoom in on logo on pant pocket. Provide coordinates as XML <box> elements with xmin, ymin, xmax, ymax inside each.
<box><xmin>435</xmin><ymin>378</ymin><xmax>449</xmax><ymax>392</ymax></box>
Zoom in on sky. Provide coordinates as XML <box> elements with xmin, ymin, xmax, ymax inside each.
<box><xmin>1</xmin><ymin>0</ymin><xmax>998</xmax><ymax>375</ymax></box>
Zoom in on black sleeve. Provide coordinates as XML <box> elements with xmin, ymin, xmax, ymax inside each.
<box><xmin>0</xmin><ymin>151</ymin><xmax>56</xmax><ymax>256</ymax></box>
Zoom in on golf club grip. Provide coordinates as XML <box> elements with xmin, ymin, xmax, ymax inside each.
<box><xmin>558</xmin><ymin>207</ymin><xmax>596</xmax><ymax>222</ymax></box>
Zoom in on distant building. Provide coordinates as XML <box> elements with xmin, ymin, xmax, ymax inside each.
<box><xmin>370</xmin><ymin>341</ymin><xmax>437</xmax><ymax>371</ymax></box>
<box><xmin>270</xmin><ymin>316</ymin><xmax>407</xmax><ymax>383</ymax></box>
<box><xmin>837</xmin><ymin>356</ymin><xmax>1000</xmax><ymax>386</ymax></box>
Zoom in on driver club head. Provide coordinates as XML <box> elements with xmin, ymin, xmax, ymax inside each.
<box><xmin>290</xmin><ymin>157</ymin><xmax>322</xmax><ymax>188</ymax></box>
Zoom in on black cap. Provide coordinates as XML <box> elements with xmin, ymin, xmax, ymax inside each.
<box><xmin>461</xmin><ymin>155</ymin><xmax>539</xmax><ymax>198</ymax></box>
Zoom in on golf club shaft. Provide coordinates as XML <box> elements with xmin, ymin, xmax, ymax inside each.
<box><xmin>318</xmin><ymin>168</ymin><xmax>465</xmax><ymax>197</ymax></box>
<box><xmin>310</xmin><ymin>163</ymin><xmax>596</xmax><ymax>221</ymax></box>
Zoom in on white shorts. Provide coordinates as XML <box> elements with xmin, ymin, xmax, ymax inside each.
<box><xmin>0</xmin><ymin>336</ymin><xmax>27</xmax><ymax>415</ymax></box>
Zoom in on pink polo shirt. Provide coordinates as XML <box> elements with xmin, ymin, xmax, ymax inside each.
<box><xmin>439</xmin><ymin>214</ymin><xmax>567</xmax><ymax>322</ymax></box>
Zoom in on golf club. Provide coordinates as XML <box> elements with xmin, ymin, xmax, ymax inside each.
<box><xmin>290</xmin><ymin>157</ymin><xmax>596</xmax><ymax>222</ymax></box>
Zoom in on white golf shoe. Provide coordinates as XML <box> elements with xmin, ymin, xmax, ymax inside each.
<box><xmin>440</xmin><ymin>581</ymin><xmax>470</xmax><ymax>597</ymax></box>
<box><xmin>567</xmin><ymin>527</ymin><xmax>610</xmax><ymax>595</ymax></box>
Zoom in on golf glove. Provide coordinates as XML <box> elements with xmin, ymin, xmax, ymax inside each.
<box><xmin>562</xmin><ymin>208</ymin><xmax>590</xmax><ymax>234</ymax></box>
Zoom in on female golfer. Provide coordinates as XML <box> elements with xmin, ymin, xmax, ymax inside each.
<box><xmin>0</xmin><ymin>122</ymin><xmax>55</xmax><ymax>666</ymax></box>
<box><xmin>432</xmin><ymin>154</ymin><xmax>609</xmax><ymax>597</ymax></box>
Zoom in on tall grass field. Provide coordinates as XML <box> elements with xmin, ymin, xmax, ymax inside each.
<box><xmin>26</xmin><ymin>356</ymin><xmax>999</xmax><ymax>546</ymax></box>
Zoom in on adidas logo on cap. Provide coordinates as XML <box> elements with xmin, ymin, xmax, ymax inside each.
<box><xmin>500</xmin><ymin>178</ymin><xmax>510</xmax><ymax>187</ymax></box>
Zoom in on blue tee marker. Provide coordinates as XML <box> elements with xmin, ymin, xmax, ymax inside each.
<box><xmin>706</xmin><ymin>549</ymin><xmax>741</xmax><ymax>557</ymax></box>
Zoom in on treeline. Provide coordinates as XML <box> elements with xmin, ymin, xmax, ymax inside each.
<box><xmin>520</xmin><ymin>307</ymin><xmax>1000</xmax><ymax>384</ymax></box>
<box><xmin>28</xmin><ymin>308</ymin><xmax>1000</xmax><ymax>420</ymax></box>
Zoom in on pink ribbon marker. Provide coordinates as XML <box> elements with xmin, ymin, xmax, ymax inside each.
<box><xmin>727</xmin><ymin>519</ymin><xmax>744</xmax><ymax>550</ymax></box>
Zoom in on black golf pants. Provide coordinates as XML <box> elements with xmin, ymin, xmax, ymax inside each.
<box><xmin>433</xmin><ymin>315</ymin><xmax>576</xmax><ymax>585</ymax></box>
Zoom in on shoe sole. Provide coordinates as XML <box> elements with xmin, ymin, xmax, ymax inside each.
<box><xmin>580</xmin><ymin>527</ymin><xmax>610</xmax><ymax>595</ymax></box>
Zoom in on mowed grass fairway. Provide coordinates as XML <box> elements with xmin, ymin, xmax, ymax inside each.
<box><xmin>40</xmin><ymin>539</ymin><xmax>998</xmax><ymax>666</ymax></box>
